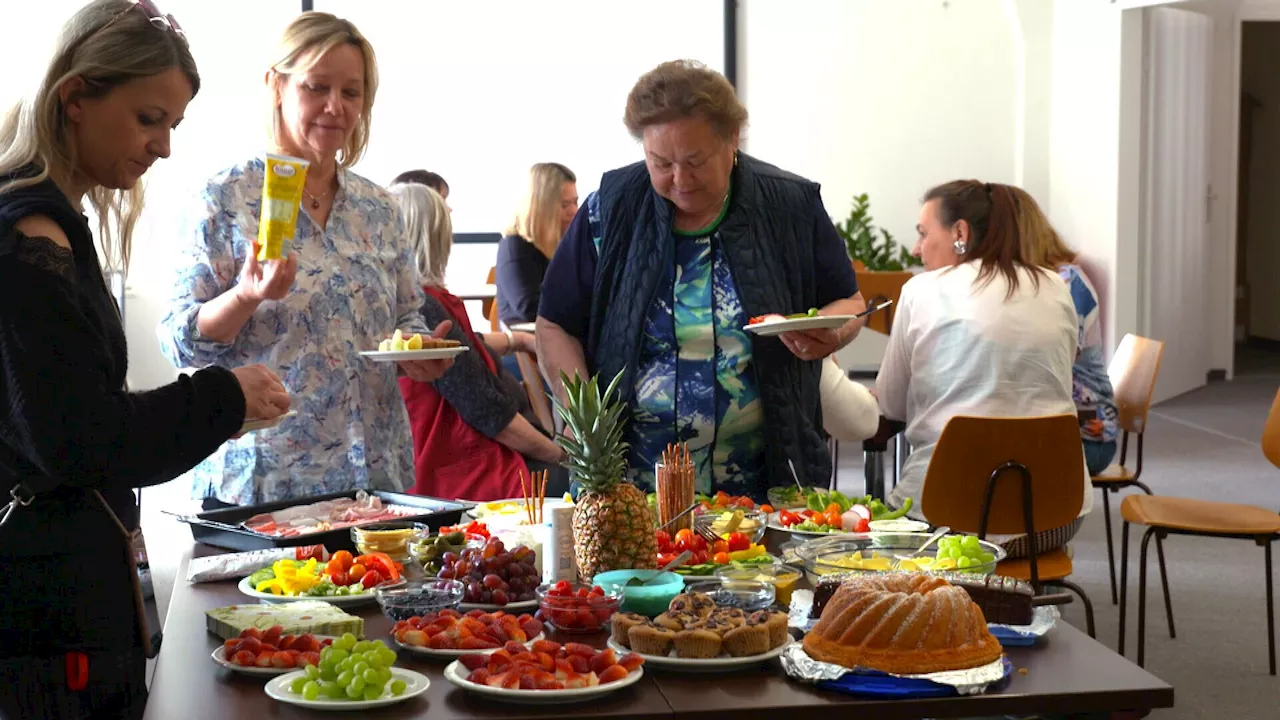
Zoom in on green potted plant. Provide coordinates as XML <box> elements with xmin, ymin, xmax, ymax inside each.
<box><xmin>833</xmin><ymin>194</ymin><xmax>920</xmax><ymax>334</ymax></box>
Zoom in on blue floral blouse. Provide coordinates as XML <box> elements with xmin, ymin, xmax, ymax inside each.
<box><xmin>157</xmin><ymin>158</ymin><xmax>430</xmax><ymax>505</ymax></box>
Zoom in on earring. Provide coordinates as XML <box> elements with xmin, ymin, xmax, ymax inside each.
<box><xmin>733</xmin><ymin>151</ymin><xmax>739</xmax><ymax>167</ymax></box>
<box><xmin>953</xmin><ymin>240</ymin><xmax>967</xmax><ymax>256</ymax></box>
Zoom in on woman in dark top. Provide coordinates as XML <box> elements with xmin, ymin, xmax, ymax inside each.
<box><xmin>0</xmin><ymin>3</ymin><xmax>289</xmax><ymax>718</ymax></box>
<box><xmin>496</xmin><ymin>162</ymin><xmax>578</xmax><ymax>327</ymax></box>
<box><xmin>389</xmin><ymin>183</ymin><xmax>568</xmax><ymax>501</ymax></box>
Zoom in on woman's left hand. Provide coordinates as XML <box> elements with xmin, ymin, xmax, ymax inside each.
<box><xmin>780</xmin><ymin>328</ymin><xmax>841</xmax><ymax>361</ymax></box>
<box><xmin>397</xmin><ymin>320</ymin><xmax>456</xmax><ymax>382</ymax></box>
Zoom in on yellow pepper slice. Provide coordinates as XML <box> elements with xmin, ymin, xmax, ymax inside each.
<box><xmin>728</xmin><ymin>545</ymin><xmax>766</xmax><ymax>562</ymax></box>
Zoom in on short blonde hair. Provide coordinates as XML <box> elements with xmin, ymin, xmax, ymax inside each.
<box><xmin>506</xmin><ymin>162</ymin><xmax>575</xmax><ymax>259</ymax></box>
<box><xmin>267</xmin><ymin>12</ymin><xmax>377</xmax><ymax>168</ymax></box>
<box><xmin>0</xmin><ymin>0</ymin><xmax>199</xmax><ymax>272</ymax></box>
<box><xmin>390</xmin><ymin>183</ymin><xmax>451</xmax><ymax>288</ymax></box>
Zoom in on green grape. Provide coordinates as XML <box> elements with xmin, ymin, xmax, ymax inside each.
<box><xmin>363</xmin><ymin>687</ymin><xmax>382</xmax><ymax>702</ymax></box>
<box><xmin>289</xmin><ymin>677</ymin><xmax>308</xmax><ymax>694</ymax></box>
<box><xmin>378</xmin><ymin>648</ymin><xmax>397</xmax><ymax>667</ymax></box>
<box><xmin>353</xmin><ymin>640</ymin><xmax>373</xmax><ymax>654</ymax></box>
<box><xmin>339</xmin><ymin>633</ymin><xmax>358</xmax><ymax>650</ymax></box>
<box><xmin>389</xmin><ymin>679</ymin><xmax>407</xmax><ymax>696</ymax></box>
<box><xmin>957</xmin><ymin>556</ymin><xmax>973</xmax><ymax>569</ymax></box>
<box><xmin>302</xmin><ymin>681</ymin><xmax>321</xmax><ymax>701</ymax></box>
<box><xmin>362</xmin><ymin>668</ymin><xmax>380</xmax><ymax>685</ymax></box>
<box><xmin>350</xmin><ymin>676</ymin><xmax>367</xmax><ymax>695</ymax></box>
<box><xmin>961</xmin><ymin>535</ymin><xmax>980</xmax><ymax>550</ymax></box>
<box><xmin>379</xmin><ymin>667</ymin><xmax>394</xmax><ymax>685</ymax></box>
<box><xmin>337</xmin><ymin>658</ymin><xmax>354</xmax><ymax>673</ymax></box>
<box><xmin>345</xmin><ymin>683</ymin><xmax>363</xmax><ymax>700</ymax></box>
<box><xmin>352</xmin><ymin>661</ymin><xmax>370</xmax><ymax>676</ymax></box>
<box><xmin>980</xmin><ymin>552</ymin><xmax>995</xmax><ymax>564</ymax></box>
<box><xmin>304</xmin><ymin>664</ymin><xmax>321</xmax><ymax>680</ymax></box>
<box><xmin>336</xmin><ymin>670</ymin><xmax>354</xmax><ymax>687</ymax></box>
<box><xmin>323</xmin><ymin>681</ymin><xmax>345</xmax><ymax>700</ymax></box>
<box><xmin>320</xmin><ymin>666</ymin><xmax>338</xmax><ymax>682</ymax></box>
<box><xmin>327</xmin><ymin>647</ymin><xmax>349</xmax><ymax>663</ymax></box>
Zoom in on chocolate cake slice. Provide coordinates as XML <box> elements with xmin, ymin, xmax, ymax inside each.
<box><xmin>937</xmin><ymin>572</ymin><xmax>1035</xmax><ymax>626</ymax></box>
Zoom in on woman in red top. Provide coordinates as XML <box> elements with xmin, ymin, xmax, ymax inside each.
<box><xmin>389</xmin><ymin>182</ymin><xmax>567</xmax><ymax>501</ymax></box>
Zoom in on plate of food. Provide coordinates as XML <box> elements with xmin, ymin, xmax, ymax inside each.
<box><xmin>212</xmin><ymin>628</ymin><xmax>335</xmax><ymax>676</ymax></box>
<box><xmin>264</xmin><ymin>637</ymin><xmax>429</xmax><ymax>708</ymax></box>
<box><xmin>391</xmin><ymin>609</ymin><xmax>545</xmax><ymax>658</ymax></box>
<box><xmin>442</xmin><ymin>642</ymin><xmax>645</xmax><ymax>704</ymax></box>
<box><xmin>238</xmin><ymin>576</ymin><xmax>380</xmax><ymax>607</ymax></box>
<box><xmin>607</xmin><ymin>602</ymin><xmax>793</xmax><ymax>672</ymax></box>
<box><xmin>360</xmin><ymin>330</ymin><xmax>469</xmax><ymax>361</ymax></box>
<box><xmin>743</xmin><ymin>310</ymin><xmax>859</xmax><ymax>336</ymax></box>
<box><xmin>240</xmin><ymin>411</ymin><xmax>297</xmax><ymax>434</ymax></box>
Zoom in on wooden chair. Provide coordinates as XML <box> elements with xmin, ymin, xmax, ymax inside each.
<box><xmin>920</xmin><ymin>414</ymin><xmax>1096</xmax><ymax>637</ymax></box>
<box><xmin>1118</xmin><ymin>388</ymin><xmax>1280</xmax><ymax>675</ymax></box>
<box><xmin>852</xmin><ymin>267</ymin><xmax>912</xmax><ymax>335</ymax></box>
<box><xmin>516</xmin><ymin>351</ymin><xmax>555</xmax><ymax>434</ymax></box>
<box><xmin>1093</xmin><ymin>334</ymin><xmax>1168</xmax><ymax>607</ymax></box>
<box><xmin>483</xmin><ymin>266</ymin><xmax>500</xmax><ymax>332</ymax></box>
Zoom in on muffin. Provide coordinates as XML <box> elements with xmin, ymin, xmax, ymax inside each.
<box><xmin>669</xmin><ymin>592</ymin><xmax>716</xmax><ymax>618</ymax></box>
<box><xmin>722</xmin><ymin>620</ymin><xmax>771</xmax><ymax>657</ymax></box>
<box><xmin>655</xmin><ymin>610</ymin><xmax>699</xmax><ymax>632</ymax></box>
<box><xmin>611</xmin><ymin>612</ymin><xmax>648</xmax><ymax>649</ymax></box>
<box><xmin>673</xmin><ymin>627</ymin><xmax>723</xmax><ymax>658</ymax></box>
<box><xmin>695</xmin><ymin>612</ymin><xmax>737</xmax><ymax>638</ymax></box>
<box><xmin>764</xmin><ymin>611</ymin><xmax>791</xmax><ymax>648</ymax></box>
<box><xmin>707</xmin><ymin>607</ymin><xmax>747</xmax><ymax>629</ymax></box>
<box><xmin>628</xmin><ymin>623</ymin><xmax>676</xmax><ymax>656</ymax></box>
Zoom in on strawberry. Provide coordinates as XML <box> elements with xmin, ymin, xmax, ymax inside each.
<box><xmin>520</xmin><ymin>619</ymin><xmax>543</xmax><ymax>638</ymax></box>
<box><xmin>618</xmin><ymin>653</ymin><xmax>644</xmax><ymax>671</ymax></box>
<box><xmin>270</xmin><ymin>650</ymin><xmax>297</xmax><ymax>668</ymax></box>
<box><xmin>465</xmin><ymin>609</ymin><xmax>486</xmax><ymax>619</ymax></box>
<box><xmin>459</xmin><ymin>636</ymin><xmax>499</xmax><ymax>650</ymax></box>
<box><xmin>278</xmin><ymin>635</ymin><xmax>296</xmax><ymax>651</ymax></box>
<box><xmin>487</xmin><ymin>650</ymin><xmax>513</xmax><ymax>673</ymax></box>
<box><xmin>466</xmin><ymin>668</ymin><xmax>490</xmax><ymax>684</ymax></box>
<box><xmin>554</xmin><ymin>658</ymin><xmax>574</xmax><ymax>680</ymax></box>
<box><xmin>564</xmin><ymin>642</ymin><xmax>595</xmax><ymax>657</ymax></box>
<box><xmin>405</xmin><ymin>615</ymin><xmax>422</xmax><ymax>626</ymax></box>
<box><xmin>254</xmin><ymin>651</ymin><xmax>275</xmax><ymax>667</ymax></box>
<box><xmin>517</xmin><ymin>613</ymin><xmax>535</xmax><ymax>623</ymax></box>
<box><xmin>568</xmin><ymin>654</ymin><xmax>590</xmax><ymax>674</ymax></box>
<box><xmin>293</xmin><ymin>634</ymin><xmax>318</xmax><ymax>653</ymax></box>
<box><xmin>222</xmin><ymin>638</ymin><xmax>240</xmax><ymax>654</ymax></box>
<box><xmin>534</xmin><ymin>651</ymin><xmax>555</xmax><ymax>672</ymax></box>
<box><xmin>239</xmin><ymin>628</ymin><xmax>263</xmax><ymax>640</ymax></box>
<box><xmin>530</xmin><ymin>640</ymin><xmax>561</xmax><ymax>655</ymax></box>
<box><xmin>262</xmin><ymin>625</ymin><xmax>283</xmax><ymax>646</ymax></box>
<box><xmin>398</xmin><ymin>629</ymin><xmax>428</xmax><ymax>647</ymax></box>
<box><xmin>588</xmin><ymin>648</ymin><xmax>617</xmax><ymax>674</ymax></box>
<box><xmin>231</xmin><ymin>650</ymin><xmax>257</xmax><ymax>666</ymax></box>
<box><xmin>519</xmin><ymin>674</ymin><xmax>537</xmax><ymax>690</ymax></box>
<box><xmin>562</xmin><ymin>671</ymin><xmax>589</xmax><ymax>689</ymax></box>
<box><xmin>512</xmin><ymin>651</ymin><xmax>540</xmax><ymax>665</ymax></box>
<box><xmin>597</xmin><ymin>664</ymin><xmax>629</xmax><ymax>684</ymax></box>
<box><xmin>534</xmin><ymin>672</ymin><xmax>563</xmax><ymax>690</ymax></box>
<box><xmin>459</xmin><ymin>654</ymin><xmax>489</xmax><ymax>671</ymax></box>
<box><xmin>585</xmin><ymin>671</ymin><xmax>600</xmax><ymax>687</ymax></box>
<box><xmin>297</xmin><ymin>651</ymin><xmax>321</xmax><ymax>667</ymax></box>
<box><xmin>236</xmin><ymin>637</ymin><xmax>262</xmax><ymax>654</ymax></box>
<box><xmin>439</xmin><ymin>608</ymin><xmax>462</xmax><ymax>619</ymax></box>
<box><xmin>427</xmin><ymin>634</ymin><xmax>457</xmax><ymax>650</ymax></box>
<box><xmin>258</xmin><ymin>643</ymin><xmax>279</xmax><ymax>653</ymax></box>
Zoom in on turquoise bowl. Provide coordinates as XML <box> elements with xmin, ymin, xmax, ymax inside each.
<box><xmin>592</xmin><ymin>570</ymin><xmax>684</xmax><ymax>617</ymax></box>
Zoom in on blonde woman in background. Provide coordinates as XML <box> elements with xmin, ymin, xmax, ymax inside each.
<box><xmin>495</xmin><ymin>162</ymin><xmax>577</xmax><ymax>327</ymax></box>
<box><xmin>0</xmin><ymin>2</ymin><xmax>289</xmax><ymax>717</ymax></box>
<box><xmin>158</xmin><ymin>12</ymin><xmax>454</xmax><ymax>508</ymax></box>
<box><xmin>389</xmin><ymin>182</ymin><xmax>567</xmax><ymax>502</ymax></box>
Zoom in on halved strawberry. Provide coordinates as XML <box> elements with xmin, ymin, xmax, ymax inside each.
<box><xmin>277</xmin><ymin>635</ymin><xmax>296</xmax><ymax>651</ymax></box>
<box><xmin>562</xmin><ymin>671</ymin><xmax>589</xmax><ymax>689</ymax></box>
<box><xmin>564</xmin><ymin>642</ymin><xmax>595</xmax><ymax>657</ymax></box>
<box><xmin>519</xmin><ymin>674</ymin><xmax>537</xmax><ymax>690</ymax></box>
<box><xmin>459</xmin><ymin>636</ymin><xmax>500</xmax><ymax>650</ymax></box>
<box><xmin>487</xmin><ymin>650</ymin><xmax>513</xmax><ymax>673</ymax></box>
<box><xmin>239</xmin><ymin>628</ymin><xmax>263</xmax><ymax>640</ymax></box>
<box><xmin>439</xmin><ymin>608</ymin><xmax>462</xmax><ymax>619</ymax></box>
<box><xmin>466</xmin><ymin>668</ymin><xmax>491</xmax><ymax>685</ymax></box>
<box><xmin>254</xmin><ymin>651</ymin><xmax>275</xmax><ymax>667</ymax></box>
<box><xmin>533</xmin><ymin>671</ymin><xmax>563</xmax><ymax>690</ymax></box>
<box><xmin>554</xmin><ymin>658</ymin><xmax>574</xmax><ymax>680</ymax></box>
<box><xmin>520</xmin><ymin>619</ymin><xmax>543</xmax><ymax>638</ymax></box>
<box><xmin>568</xmin><ymin>654</ymin><xmax>590</xmax><ymax>674</ymax></box>
<box><xmin>459</xmin><ymin>654</ymin><xmax>489</xmax><ymax>671</ymax></box>
<box><xmin>270</xmin><ymin>650</ymin><xmax>298</xmax><ymax>668</ymax></box>
<box><xmin>465</xmin><ymin>609</ymin><xmax>486</xmax><ymax>619</ymax></box>
<box><xmin>231</xmin><ymin>650</ymin><xmax>257</xmax><ymax>666</ymax></box>
<box><xmin>618</xmin><ymin>653</ymin><xmax>644</xmax><ymax>671</ymax></box>
<box><xmin>597</xmin><ymin>664</ymin><xmax>629</xmax><ymax>684</ymax></box>
<box><xmin>503</xmin><ymin>640</ymin><xmax>526</xmax><ymax>655</ymax></box>
<box><xmin>262</xmin><ymin>625</ymin><xmax>283</xmax><ymax>647</ymax></box>
<box><xmin>297</xmin><ymin>651</ymin><xmax>321</xmax><ymax>667</ymax></box>
<box><xmin>589</xmin><ymin>648</ymin><xmax>617</xmax><ymax>674</ymax></box>
<box><xmin>534</xmin><ymin>651</ymin><xmax>555</xmax><ymax>672</ymax></box>
<box><xmin>398</xmin><ymin>629</ymin><xmax>428</xmax><ymax>647</ymax></box>
<box><xmin>530</xmin><ymin>639</ymin><xmax>561</xmax><ymax>655</ymax></box>
<box><xmin>427</xmin><ymin>634</ymin><xmax>458</xmax><ymax>650</ymax></box>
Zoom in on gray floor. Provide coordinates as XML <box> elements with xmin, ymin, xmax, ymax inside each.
<box><xmin>141</xmin><ymin>347</ymin><xmax>1280</xmax><ymax>717</ymax></box>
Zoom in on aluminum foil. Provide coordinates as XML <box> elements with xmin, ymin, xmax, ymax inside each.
<box><xmin>989</xmin><ymin>605</ymin><xmax>1059</xmax><ymax>638</ymax></box>
<box><xmin>186</xmin><ymin>545</ymin><xmax>328</xmax><ymax>583</ymax></box>
<box><xmin>780</xmin><ymin>643</ymin><xmax>1007</xmax><ymax>695</ymax></box>
<box><xmin>787</xmin><ymin>589</ymin><xmax>818</xmax><ymax>632</ymax></box>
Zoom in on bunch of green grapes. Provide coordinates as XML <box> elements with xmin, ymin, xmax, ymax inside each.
<box><xmin>287</xmin><ymin>634</ymin><xmax>407</xmax><ymax>701</ymax></box>
<box><xmin>935</xmin><ymin>535</ymin><xmax>997</xmax><ymax>572</ymax></box>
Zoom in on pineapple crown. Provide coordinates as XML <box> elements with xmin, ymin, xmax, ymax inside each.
<box><xmin>553</xmin><ymin>370</ymin><xmax>631</xmax><ymax>492</ymax></box>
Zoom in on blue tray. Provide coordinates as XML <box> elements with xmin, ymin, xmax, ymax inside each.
<box><xmin>816</xmin><ymin>656</ymin><xmax>1013</xmax><ymax>699</ymax></box>
<box><xmin>989</xmin><ymin>624</ymin><xmax>1039</xmax><ymax>647</ymax></box>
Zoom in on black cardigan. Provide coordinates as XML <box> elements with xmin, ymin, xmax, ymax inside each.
<box><xmin>495</xmin><ymin>234</ymin><xmax>549</xmax><ymax>327</ymax></box>
<box><xmin>0</xmin><ymin>175</ymin><xmax>245</xmax><ymax>653</ymax></box>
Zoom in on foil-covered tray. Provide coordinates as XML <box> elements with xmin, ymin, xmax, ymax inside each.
<box><xmin>780</xmin><ymin>643</ymin><xmax>1010</xmax><ymax>697</ymax></box>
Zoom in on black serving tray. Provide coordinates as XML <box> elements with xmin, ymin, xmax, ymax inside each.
<box><xmin>187</xmin><ymin>490</ymin><xmax>473</xmax><ymax>553</ymax></box>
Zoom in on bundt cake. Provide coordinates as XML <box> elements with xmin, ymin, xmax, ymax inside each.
<box><xmin>802</xmin><ymin>573</ymin><xmax>1002</xmax><ymax>675</ymax></box>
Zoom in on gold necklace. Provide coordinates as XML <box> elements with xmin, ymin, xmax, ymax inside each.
<box><xmin>302</xmin><ymin>186</ymin><xmax>332</xmax><ymax>210</ymax></box>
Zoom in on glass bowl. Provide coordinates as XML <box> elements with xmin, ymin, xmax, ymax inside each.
<box><xmin>766</xmin><ymin>485</ymin><xmax>815</xmax><ymax>510</ymax></box>
<box><xmin>592</xmin><ymin>569</ymin><xmax>684</xmax><ymax>617</ymax></box>
<box><xmin>794</xmin><ymin>533</ymin><xmax>1007</xmax><ymax>585</ymax></box>
<box><xmin>714</xmin><ymin>557</ymin><xmax>803</xmax><ymax>607</ymax></box>
<box><xmin>684</xmin><ymin>577</ymin><xmax>776</xmax><ymax>612</ymax></box>
<box><xmin>535</xmin><ymin>582</ymin><xmax>622</xmax><ymax>634</ymax></box>
<box><xmin>374</xmin><ymin>579</ymin><xmax>462</xmax><ymax>622</ymax></box>
<box><xmin>351</xmin><ymin>521</ymin><xmax>427</xmax><ymax>563</ymax></box>
<box><xmin>693</xmin><ymin>508</ymin><xmax>767</xmax><ymax>545</ymax></box>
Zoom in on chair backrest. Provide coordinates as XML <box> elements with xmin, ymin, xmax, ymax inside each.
<box><xmin>1262</xmin><ymin>388</ymin><xmax>1280</xmax><ymax>470</ymax></box>
<box><xmin>483</xmin><ymin>266</ymin><xmax>500</xmax><ymax>332</ymax></box>
<box><xmin>515</xmin><ymin>352</ymin><xmax>555</xmax><ymax>433</ymax></box>
<box><xmin>1106</xmin><ymin>333</ymin><xmax>1164</xmax><ymax>435</ymax></box>
<box><xmin>853</xmin><ymin>268</ymin><xmax>913</xmax><ymax>335</ymax></box>
<box><xmin>920</xmin><ymin>414</ymin><xmax>1084</xmax><ymax>536</ymax></box>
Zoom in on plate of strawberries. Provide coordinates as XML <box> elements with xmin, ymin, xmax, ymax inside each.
<box><xmin>212</xmin><ymin>626</ymin><xmax>334</xmax><ymax>676</ymax></box>
<box><xmin>391</xmin><ymin>608</ymin><xmax>544</xmax><ymax>658</ymax></box>
<box><xmin>443</xmin><ymin>642</ymin><xmax>644</xmax><ymax>704</ymax></box>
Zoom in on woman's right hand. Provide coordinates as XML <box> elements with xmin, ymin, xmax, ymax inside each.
<box><xmin>236</xmin><ymin>240</ymin><xmax>298</xmax><ymax>303</ymax></box>
<box><xmin>232</xmin><ymin>364</ymin><xmax>292</xmax><ymax>422</ymax></box>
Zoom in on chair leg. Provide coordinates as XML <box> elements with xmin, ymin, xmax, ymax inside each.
<box><xmin>1266</xmin><ymin>539</ymin><xmax>1276</xmax><ymax>676</ymax></box>
<box><xmin>1119</xmin><ymin>520</ymin><xmax>1131</xmax><ymax>656</ymax></box>
<box><xmin>1051</xmin><ymin>579</ymin><xmax>1096</xmax><ymax>638</ymax></box>
<box><xmin>1102</xmin><ymin>488</ymin><xmax>1118</xmax><ymax>605</ymax></box>
<box><xmin>1154</xmin><ymin>533</ymin><xmax>1176</xmax><ymax>639</ymax></box>
<box><xmin>1137</xmin><ymin>527</ymin><xmax>1156</xmax><ymax>668</ymax></box>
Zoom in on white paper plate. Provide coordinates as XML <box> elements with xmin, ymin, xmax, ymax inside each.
<box><xmin>240</xmin><ymin>411</ymin><xmax>297</xmax><ymax>434</ymax></box>
<box><xmin>744</xmin><ymin>315</ymin><xmax>860</xmax><ymax>336</ymax></box>
<box><xmin>265</xmin><ymin>667</ymin><xmax>430</xmax><ymax>710</ymax></box>
<box><xmin>237</xmin><ymin>576</ymin><xmax>377</xmax><ymax>607</ymax></box>
<box><xmin>457</xmin><ymin>598</ymin><xmax>539</xmax><ymax>613</ymax></box>
<box><xmin>211</xmin><ymin>636</ymin><xmax>337</xmax><ymax>676</ymax></box>
<box><xmin>393</xmin><ymin>632</ymin><xmax>544</xmax><ymax>658</ymax></box>
<box><xmin>605</xmin><ymin>637</ymin><xmax>791</xmax><ymax>672</ymax></box>
<box><xmin>359</xmin><ymin>347</ymin><xmax>469</xmax><ymax>362</ymax></box>
<box><xmin>442</xmin><ymin>659</ymin><xmax>643</xmax><ymax>704</ymax></box>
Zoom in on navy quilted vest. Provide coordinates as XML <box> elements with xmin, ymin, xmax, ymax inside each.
<box><xmin>584</xmin><ymin>153</ymin><xmax>832</xmax><ymax>492</ymax></box>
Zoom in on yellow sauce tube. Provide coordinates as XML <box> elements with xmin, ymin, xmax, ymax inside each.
<box><xmin>257</xmin><ymin>153</ymin><xmax>310</xmax><ymax>261</ymax></box>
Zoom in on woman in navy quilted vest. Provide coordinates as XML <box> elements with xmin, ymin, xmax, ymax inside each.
<box><xmin>536</xmin><ymin>60</ymin><xmax>866</xmax><ymax>500</ymax></box>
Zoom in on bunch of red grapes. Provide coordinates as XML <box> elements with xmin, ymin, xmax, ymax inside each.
<box><xmin>435</xmin><ymin>536</ymin><xmax>539</xmax><ymax>606</ymax></box>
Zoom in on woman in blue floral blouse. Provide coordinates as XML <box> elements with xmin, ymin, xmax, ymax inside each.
<box><xmin>158</xmin><ymin>13</ymin><xmax>453</xmax><ymax>506</ymax></box>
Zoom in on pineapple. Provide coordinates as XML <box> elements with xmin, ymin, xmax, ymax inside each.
<box><xmin>554</xmin><ymin>370</ymin><xmax>658</xmax><ymax>580</ymax></box>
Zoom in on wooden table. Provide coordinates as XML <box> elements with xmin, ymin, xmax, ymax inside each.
<box><xmin>146</xmin><ymin>545</ymin><xmax>1173</xmax><ymax>719</ymax></box>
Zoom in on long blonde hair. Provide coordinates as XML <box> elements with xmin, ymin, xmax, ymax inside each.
<box><xmin>267</xmin><ymin>12</ymin><xmax>378</xmax><ymax>169</ymax></box>
<box><xmin>390</xmin><ymin>183</ymin><xmax>451</xmax><ymax>288</ymax></box>
<box><xmin>0</xmin><ymin>0</ymin><xmax>199</xmax><ymax>273</ymax></box>
<box><xmin>506</xmin><ymin>162</ymin><xmax>575</xmax><ymax>258</ymax></box>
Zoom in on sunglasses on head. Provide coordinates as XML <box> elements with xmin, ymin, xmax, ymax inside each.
<box><xmin>98</xmin><ymin>0</ymin><xmax>186</xmax><ymax>42</ymax></box>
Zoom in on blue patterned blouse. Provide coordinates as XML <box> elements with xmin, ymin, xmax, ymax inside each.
<box><xmin>157</xmin><ymin>158</ymin><xmax>430</xmax><ymax>505</ymax></box>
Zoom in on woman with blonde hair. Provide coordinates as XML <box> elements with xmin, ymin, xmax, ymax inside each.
<box><xmin>0</xmin><ymin>2</ymin><xmax>289</xmax><ymax>716</ymax></box>
<box><xmin>158</xmin><ymin>12</ymin><xmax>454</xmax><ymax>508</ymax></box>
<box><xmin>389</xmin><ymin>182</ymin><xmax>567</xmax><ymax>502</ymax></box>
<box><xmin>496</xmin><ymin>162</ymin><xmax>577</xmax><ymax>327</ymax></box>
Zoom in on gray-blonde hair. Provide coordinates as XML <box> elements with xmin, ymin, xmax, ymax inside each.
<box><xmin>268</xmin><ymin>12</ymin><xmax>378</xmax><ymax>169</ymax></box>
<box><xmin>390</xmin><ymin>182</ymin><xmax>451</xmax><ymax>288</ymax></box>
<box><xmin>0</xmin><ymin>0</ymin><xmax>199</xmax><ymax>272</ymax></box>
<box><xmin>506</xmin><ymin>162</ymin><xmax>575</xmax><ymax>259</ymax></box>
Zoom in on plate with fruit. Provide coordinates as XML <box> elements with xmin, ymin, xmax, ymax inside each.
<box><xmin>768</xmin><ymin>492</ymin><xmax>915</xmax><ymax>537</ymax></box>
<box><xmin>239</xmin><ymin>550</ymin><xmax>403</xmax><ymax>606</ymax></box>
<box><xmin>436</xmin><ymin>536</ymin><xmax>542</xmax><ymax>611</ymax></box>
<box><xmin>392</xmin><ymin>609</ymin><xmax>545</xmax><ymax>658</ymax></box>
<box><xmin>265</xmin><ymin>636</ymin><xmax>428</xmax><ymax>709</ymax></box>
<box><xmin>360</xmin><ymin>330</ymin><xmax>469</xmax><ymax>361</ymax></box>
<box><xmin>537</xmin><ymin>581</ymin><xmax>621</xmax><ymax>634</ymax></box>
<box><xmin>743</xmin><ymin>309</ymin><xmax>861</xmax><ymax>335</ymax></box>
<box><xmin>443</xmin><ymin>643</ymin><xmax>645</xmax><ymax>704</ymax></box>
<box><xmin>212</xmin><ymin>627</ymin><xmax>334</xmax><ymax>676</ymax></box>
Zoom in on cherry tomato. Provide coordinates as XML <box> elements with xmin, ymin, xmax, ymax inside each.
<box><xmin>759</xmin><ymin>504</ymin><xmax>774</xmax><ymax>514</ymax></box>
<box><xmin>824</xmin><ymin>503</ymin><xmax>842</xmax><ymax>515</ymax></box>
<box><xmin>654</xmin><ymin>530</ymin><xmax>671</xmax><ymax>548</ymax></box>
<box><xmin>691</xmin><ymin>534</ymin><xmax>708</xmax><ymax>552</ymax></box>
<box><xmin>349</xmin><ymin>563</ymin><xmax>367</xmax><ymax>581</ymax></box>
<box><xmin>726</xmin><ymin>532</ymin><xmax>750</xmax><ymax>552</ymax></box>
<box><xmin>330</xmin><ymin>550</ymin><xmax>354</xmax><ymax>571</ymax></box>
<box><xmin>778</xmin><ymin>509</ymin><xmax>801</xmax><ymax>527</ymax></box>
<box><xmin>657</xmin><ymin>552</ymin><xmax>677</xmax><ymax>568</ymax></box>
<box><xmin>826</xmin><ymin>510</ymin><xmax>843</xmax><ymax>528</ymax></box>
<box><xmin>329</xmin><ymin>571</ymin><xmax>350</xmax><ymax>587</ymax></box>
<box><xmin>691</xmin><ymin>550</ymin><xmax>708</xmax><ymax>565</ymax></box>
<box><xmin>712</xmin><ymin>540</ymin><xmax>729</xmax><ymax>555</ymax></box>
<box><xmin>674</xmin><ymin>528</ymin><xmax>695</xmax><ymax>545</ymax></box>
<box><xmin>855</xmin><ymin>517</ymin><xmax>870</xmax><ymax>533</ymax></box>
<box><xmin>361</xmin><ymin>569</ymin><xmax>384</xmax><ymax>589</ymax></box>
<box><xmin>732</xmin><ymin>497</ymin><xmax>755</xmax><ymax>509</ymax></box>
<box><xmin>713</xmin><ymin>551</ymin><xmax>731</xmax><ymax>564</ymax></box>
